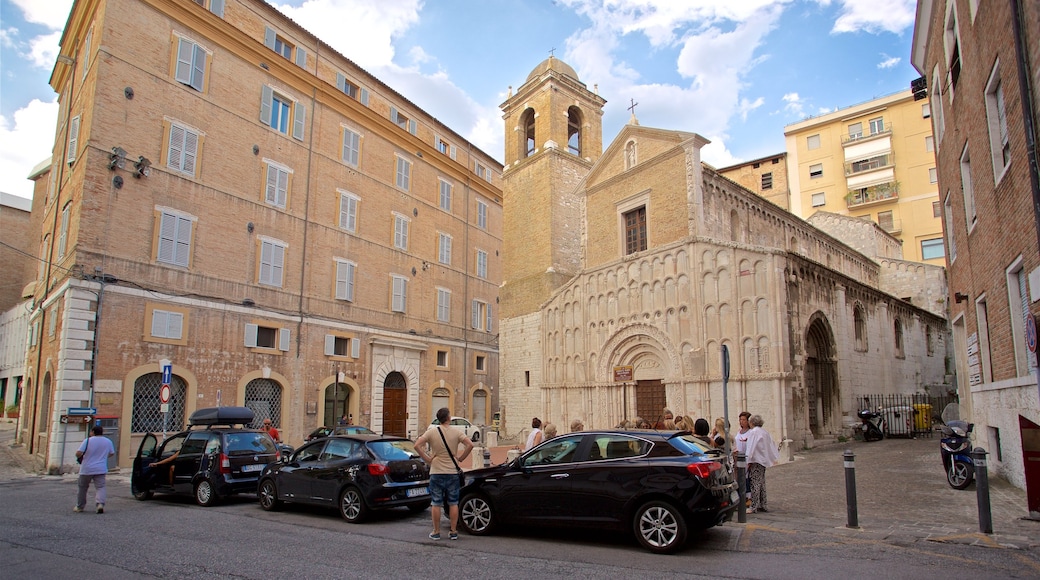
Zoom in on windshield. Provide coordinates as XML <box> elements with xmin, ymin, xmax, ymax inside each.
<box><xmin>225</xmin><ymin>432</ymin><xmax>277</xmax><ymax>456</ymax></box>
<box><xmin>368</xmin><ymin>440</ymin><xmax>421</xmax><ymax>461</ymax></box>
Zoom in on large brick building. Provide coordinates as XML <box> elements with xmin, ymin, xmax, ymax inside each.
<box><xmin>912</xmin><ymin>0</ymin><xmax>1040</xmax><ymax>504</ymax></box>
<box><xmin>498</xmin><ymin>57</ymin><xmax>951</xmax><ymax>451</ymax></box>
<box><xmin>20</xmin><ymin>0</ymin><xmax>501</xmax><ymax>471</ymax></box>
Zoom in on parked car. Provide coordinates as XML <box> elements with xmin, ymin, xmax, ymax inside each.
<box><xmin>258</xmin><ymin>434</ymin><xmax>430</xmax><ymax>522</ymax></box>
<box><xmin>427</xmin><ymin>416</ymin><xmax>482</xmax><ymax>443</ymax></box>
<box><xmin>130</xmin><ymin>406</ymin><xmax>281</xmax><ymax>507</ymax></box>
<box><xmin>304</xmin><ymin>425</ymin><xmax>377</xmax><ymax>442</ymax></box>
<box><xmin>457</xmin><ymin>430</ymin><xmax>738</xmax><ymax>553</ymax></box>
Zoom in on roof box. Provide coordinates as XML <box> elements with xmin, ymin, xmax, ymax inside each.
<box><xmin>188</xmin><ymin>406</ymin><xmax>255</xmax><ymax>427</ymax></box>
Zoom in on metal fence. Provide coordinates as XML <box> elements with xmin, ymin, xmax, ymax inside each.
<box><xmin>856</xmin><ymin>392</ymin><xmax>959</xmax><ymax>439</ymax></box>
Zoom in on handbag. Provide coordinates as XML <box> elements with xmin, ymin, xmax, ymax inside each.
<box><xmin>77</xmin><ymin>437</ymin><xmax>89</xmax><ymax>464</ymax></box>
<box><xmin>437</xmin><ymin>427</ymin><xmax>466</xmax><ymax>488</ymax></box>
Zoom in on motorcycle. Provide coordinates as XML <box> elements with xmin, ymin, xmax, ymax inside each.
<box><xmin>939</xmin><ymin>403</ymin><xmax>974</xmax><ymax>489</ymax></box>
<box><xmin>857</xmin><ymin>409</ymin><xmax>885</xmax><ymax>441</ymax></box>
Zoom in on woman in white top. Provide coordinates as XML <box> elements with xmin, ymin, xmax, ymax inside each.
<box><xmin>525</xmin><ymin>417</ymin><xmax>543</xmax><ymax>450</ymax></box>
<box><xmin>744</xmin><ymin>414</ymin><xmax>780</xmax><ymax>513</ymax></box>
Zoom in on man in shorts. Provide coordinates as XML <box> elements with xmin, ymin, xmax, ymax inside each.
<box><xmin>414</xmin><ymin>407</ymin><xmax>473</xmax><ymax>540</ymax></box>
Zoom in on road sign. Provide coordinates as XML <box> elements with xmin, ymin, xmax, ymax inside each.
<box><xmin>162</xmin><ymin>363</ymin><xmax>172</xmax><ymax>385</ymax></box>
<box><xmin>1026</xmin><ymin>313</ymin><xmax>1036</xmax><ymax>353</ymax></box>
<box><xmin>160</xmin><ymin>384</ymin><xmax>171</xmax><ymax>404</ymax></box>
<box><xmin>60</xmin><ymin>415</ymin><xmax>92</xmax><ymax>424</ymax></box>
<box><xmin>67</xmin><ymin>407</ymin><xmax>97</xmax><ymax>415</ymax></box>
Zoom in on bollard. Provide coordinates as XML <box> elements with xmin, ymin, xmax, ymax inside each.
<box><xmin>844</xmin><ymin>449</ymin><xmax>859</xmax><ymax>529</ymax></box>
<box><xmin>973</xmin><ymin>447</ymin><xmax>993</xmax><ymax>534</ymax></box>
<box><xmin>736</xmin><ymin>452</ymin><xmax>747</xmax><ymax>523</ymax></box>
<box><xmin>482</xmin><ymin>446</ymin><xmax>491</xmax><ymax>468</ymax></box>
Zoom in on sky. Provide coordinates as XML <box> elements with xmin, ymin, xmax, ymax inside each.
<box><xmin>0</xmin><ymin>0</ymin><xmax>921</xmax><ymax>200</ymax></box>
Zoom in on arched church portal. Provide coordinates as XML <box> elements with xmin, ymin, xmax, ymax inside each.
<box><xmin>805</xmin><ymin>315</ymin><xmax>838</xmax><ymax>437</ymax></box>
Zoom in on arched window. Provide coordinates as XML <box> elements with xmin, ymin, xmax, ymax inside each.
<box><xmin>472</xmin><ymin>389</ymin><xmax>487</xmax><ymax>425</ymax></box>
<box><xmin>521</xmin><ymin>108</ymin><xmax>536</xmax><ymax>158</ymax></box>
<box><xmin>567</xmin><ymin>106</ymin><xmax>582</xmax><ymax>156</ymax></box>
<box><xmin>245</xmin><ymin>378</ymin><xmax>283</xmax><ymax>428</ymax></box>
<box><xmin>894</xmin><ymin>318</ymin><xmax>904</xmax><ymax>358</ymax></box>
<box><xmin>854</xmin><ymin>305</ymin><xmax>867</xmax><ymax>352</ymax></box>
<box><xmin>132</xmin><ymin>372</ymin><xmax>187</xmax><ymax>432</ymax></box>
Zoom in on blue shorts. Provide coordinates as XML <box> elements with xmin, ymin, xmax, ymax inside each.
<box><xmin>429</xmin><ymin>473</ymin><xmax>460</xmax><ymax>507</ymax></box>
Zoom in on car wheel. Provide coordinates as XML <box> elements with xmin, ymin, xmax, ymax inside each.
<box><xmin>459</xmin><ymin>494</ymin><xmax>495</xmax><ymax>535</ymax></box>
<box><xmin>633</xmin><ymin>500</ymin><xmax>687</xmax><ymax>554</ymax></box>
<box><xmin>407</xmin><ymin>500</ymin><xmax>431</xmax><ymax>513</ymax></box>
<box><xmin>948</xmin><ymin>460</ymin><xmax>974</xmax><ymax>489</ymax></box>
<box><xmin>194</xmin><ymin>480</ymin><xmax>219</xmax><ymax>507</ymax></box>
<box><xmin>258</xmin><ymin>479</ymin><xmax>281</xmax><ymax>511</ymax></box>
<box><xmin>339</xmin><ymin>487</ymin><xmax>368</xmax><ymax>523</ymax></box>
<box><xmin>131</xmin><ymin>482</ymin><xmax>153</xmax><ymax>501</ymax></box>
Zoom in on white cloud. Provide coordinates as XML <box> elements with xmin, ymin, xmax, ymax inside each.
<box><xmin>0</xmin><ymin>99</ymin><xmax>59</xmax><ymax>198</ymax></box>
<box><xmin>782</xmin><ymin>92</ymin><xmax>805</xmax><ymax>117</ymax></box>
<box><xmin>828</xmin><ymin>0</ymin><xmax>916</xmax><ymax>34</ymax></box>
<box><xmin>10</xmin><ymin>0</ymin><xmax>74</xmax><ymax>30</ymax></box>
<box><xmin>877</xmin><ymin>54</ymin><xmax>901</xmax><ymax>69</ymax></box>
<box><xmin>738</xmin><ymin>97</ymin><xmax>765</xmax><ymax>121</ymax></box>
<box><xmin>27</xmin><ymin>30</ymin><xmax>61</xmax><ymax>68</ymax></box>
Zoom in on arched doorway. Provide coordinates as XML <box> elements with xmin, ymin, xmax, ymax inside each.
<box><xmin>805</xmin><ymin>316</ymin><xmax>838</xmax><ymax>438</ymax></box>
<box><xmin>323</xmin><ymin>382</ymin><xmax>351</xmax><ymax>426</ymax></box>
<box><xmin>382</xmin><ymin>371</ymin><xmax>407</xmax><ymax>436</ymax></box>
<box><xmin>244</xmin><ymin>378</ymin><xmax>283</xmax><ymax>429</ymax></box>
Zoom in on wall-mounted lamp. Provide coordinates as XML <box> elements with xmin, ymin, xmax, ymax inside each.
<box><xmin>247</xmin><ymin>222</ymin><xmax>255</xmax><ymax>233</ymax></box>
<box><xmin>109</xmin><ymin>146</ymin><xmax>127</xmax><ymax>170</ymax></box>
<box><xmin>242</xmin><ymin>298</ymin><xmax>255</xmax><ymax>306</ymax></box>
<box><xmin>133</xmin><ymin>156</ymin><xmax>151</xmax><ymax>178</ymax></box>
<box><xmin>955</xmin><ymin>292</ymin><xmax>970</xmax><ymax>303</ymax></box>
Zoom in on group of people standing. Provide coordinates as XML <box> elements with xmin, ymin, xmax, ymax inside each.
<box><xmin>523</xmin><ymin>416</ymin><xmax>585</xmax><ymax>450</ymax></box>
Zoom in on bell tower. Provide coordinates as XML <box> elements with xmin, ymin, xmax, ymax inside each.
<box><xmin>499</xmin><ymin>56</ymin><xmax>606</xmax><ymax>319</ymax></box>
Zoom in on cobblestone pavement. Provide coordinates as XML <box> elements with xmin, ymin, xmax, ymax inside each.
<box><xmin>4</xmin><ymin>420</ymin><xmax>1037</xmax><ymax>551</ymax></box>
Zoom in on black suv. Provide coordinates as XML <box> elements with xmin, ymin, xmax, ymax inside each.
<box><xmin>131</xmin><ymin>407</ymin><xmax>281</xmax><ymax>506</ymax></box>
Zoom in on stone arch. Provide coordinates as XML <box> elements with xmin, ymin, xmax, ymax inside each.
<box><xmin>597</xmin><ymin>322</ymin><xmax>682</xmax><ymax>381</ymax></box>
<box><xmin>804</xmin><ymin>312</ymin><xmax>839</xmax><ymax>438</ymax></box>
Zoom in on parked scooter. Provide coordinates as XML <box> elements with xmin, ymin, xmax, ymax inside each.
<box><xmin>857</xmin><ymin>409</ymin><xmax>885</xmax><ymax>441</ymax></box>
<box><xmin>939</xmin><ymin>403</ymin><xmax>974</xmax><ymax>489</ymax></box>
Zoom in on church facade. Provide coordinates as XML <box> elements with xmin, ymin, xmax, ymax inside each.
<box><xmin>498</xmin><ymin>58</ymin><xmax>951</xmax><ymax>451</ymax></box>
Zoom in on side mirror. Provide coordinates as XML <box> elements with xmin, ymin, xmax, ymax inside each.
<box><xmin>967</xmin><ymin>423</ymin><xmax>974</xmax><ymax>433</ymax></box>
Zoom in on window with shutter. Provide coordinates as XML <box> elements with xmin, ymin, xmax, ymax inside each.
<box><xmin>336</xmin><ymin>260</ymin><xmax>355</xmax><ymax>301</ymax></box>
<box><xmin>175</xmin><ymin>37</ymin><xmax>206</xmax><ymax>92</ymax></box>
<box><xmin>167</xmin><ymin>122</ymin><xmax>200</xmax><ymax>175</ymax></box>
<box><xmin>339</xmin><ymin>191</ymin><xmax>358</xmax><ymax>233</ymax></box>
<box><xmin>342</xmin><ymin>128</ymin><xmax>360</xmax><ymax>166</ymax></box>
<box><xmin>265</xmin><ymin>163</ymin><xmax>290</xmax><ymax>208</ymax></box>
<box><xmin>259</xmin><ymin>239</ymin><xmax>286</xmax><ymax>287</ymax></box>
<box><xmin>391</xmin><ymin>276</ymin><xmax>407</xmax><ymax>312</ymax></box>
<box><xmin>67</xmin><ymin>116</ymin><xmax>80</xmax><ymax>164</ymax></box>
<box><xmin>157</xmin><ymin>211</ymin><xmax>193</xmax><ymax>267</ymax></box>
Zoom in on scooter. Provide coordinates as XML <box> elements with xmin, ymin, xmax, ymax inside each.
<box><xmin>857</xmin><ymin>409</ymin><xmax>885</xmax><ymax>441</ymax></box>
<box><xmin>939</xmin><ymin>403</ymin><xmax>974</xmax><ymax>489</ymax></box>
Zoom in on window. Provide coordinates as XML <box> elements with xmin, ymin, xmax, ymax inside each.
<box><xmin>869</xmin><ymin>117</ymin><xmax>884</xmax><ymax>135</ymax></box>
<box><xmin>921</xmin><ymin>238</ymin><xmax>945</xmax><ymax>260</ymax></box>
<box><xmin>342</xmin><ymin>127</ymin><xmax>360</xmax><ymax>167</ymax></box>
<box><xmin>38</xmin><ymin>235</ymin><xmax>49</xmax><ymax>280</ymax></box>
<box><xmin>436</xmin><ymin>350</ymin><xmax>448</xmax><ymax>367</ymax></box>
<box><xmin>82</xmin><ymin>27</ymin><xmax>91</xmax><ymax>80</ymax></box>
<box><xmin>976</xmin><ymin>297</ymin><xmax>993</xmax><ymax>382</ymax></box>
<box><xmin>395</xmin><ymin>157</ymin><xmax>411</xmax><ymax>190</ymax></box>
<box><xmin>245</xmin><ymin>323</ymin><xmax>290</xmax><ymax>351</ymax></box>
<box><xmin>391</xmin><ymin>275</ymin><xmax>408</xmax><ymax>313</ymax></box>
<box><xmin>151</xmin><ymin>309</ymin><xmax>184</xmax><ymax>340</ymax></box>
<box><xmin>194</xmin><ymin>0</ymin><xmax>225</xmax><ymax>16</ymax></box>
<box><xmin>922</xmin><ymin>103</ymin><xmax>931</xmax><ymax>118</ymax></box>
<box><xmin>624</xmin><ymin>206</ymin><xmax>647</xmax><ymax>254</ymax></box>
<box><xmin>475</xmin><ymin>162</ymin><xmax>491</xmax><ymax>182</ymax></box>
<box><xmin>66</xmin><ymin>115</ymin><xmax>80</xmax><ymax>164</ymax></box>
<box><xmin>436</xmin><ymin>137</ymin><xmax>455</xmax><ymax>158</ymax></box>
<box><xmin>925</xmin><ymin>135</ymin><xmax>934</xmax><ymax>152</ymax></box>
<box><xmin>928</xmin><ymin>167</ymin><xmax>938</xmax><ymax>183</ymax></box>
<box><xmin>439</xmin><ymin>180</ymin><xmax>452</xmax><ymax>212</ymax></box>
<box><xmin>339</xmin><ymin>191</ymin><xmax>358</xmax><ymax>233</ymax></box>
<box><xmin>167</xmin><ymin>122</ymin><xmax>200</xmax><ymax>176</ymax></box>
<box><xmin>335</xmin><ymin>73</ymin><xmax>368</xmax><ymax>105</ymax></box>
<box><xmin>944</xmin><ymin>192</ymin><xmax>957</xmax><ymax>262</ymax></box>
<box><xmin>335</xmin><ymin>260</ymin><xmax>355</xmax><ymax>301</ymax></box>
<box><xmin>932</xmin><ymin>68</ymin><xmax>946</xmax><ymax>145</ymax></box>
<box><xmin>809</xmin><ymin>163</ymin><xmax>824</xmax><ymax>179</ymax></box>
<box><xmin>959</xmin><ymin>144</ymin><xmax>976</xmax><ymax>229</ymax></box>
<box><xmin>877</xmin><ymin>210</ymin><xmax>894</xmax><ymax>231</ymax></box>
<box><xmin>894</xmin><ymin>318</ymin><xmax>904</xmax><ymax>358</ymax></box>
<box><xmin>984</xmin><ymin>62</ymin><xmax>1011</xmax><ymax>180</ymax></box>
<box><xmin>259</xmin><ymin>239</ymin><xmax>286</xmax><ymax>287</ymax></box>
<box><xmin>854</xmin><ymin>306</ymin><xmax>867</xmax><ymax>352</ymax></box>
<box><xmin>437</xmin><ymin>288</ymin><xmax>451</xmax><ymax>322</ymax></box>
<box><xmin>156</xmin><ymin>210</ymin><xmax>193</xmax><ymax>267</ymax></box>
<box><xmin>438</xmin><ymin>233</ymin><xmax>452</xmax><ymax>265</ymax></box>
<box><xmin>476</xmin><ymin>249</ymin><xmax>488</xmax><ymax>279</ymax></box>
<box><xmin>1007</xmin><ymin>260</ymin><xmax>1036</xmax><ymax>376</ymax></box>
<box><xmin>521</xmin><ymin>108</ymin><xmax>536</xmax><ymax>158</ymax></box>
<box><xmin>944</xmin><ymin>5</ymin><xmax>962</xmax><ymax>92</ymax></box>
<box><xmin>390</xmin><ymin>107</ymin><xmax>416</xmax><ymax>134</ymax></box>
<box><xmin>806</xmin><ymin>134</ymin><xmax>820</xmax><ymax>150</ymax></box>
<box><xmin>848</xmin><ymin>122</ymin><xmax>863</xmax><ymax>140</ymax></box>
<box><xmin>811</xmin><ymin>192</ymin><xmax>826</xmax><ymax>207</ymax></box>
<box><xmin>476</xmin><ymin>200</ymin><xmax>487</xmax><ymax>229</ymax></box>
<box><xmin>325</xmin><ymin>335</ymin><xmax>351</xmax><ymax>357</ymax></box>
<box><xmin>58</xmin><ymin>203</ymin><xmax>70</xmax><ymax>259</ymax></box>
<box><xmin>567</xmin><ymin>106</ymin><xmax>582</xmax><ymax>156</ymax></box>
<box><xmin>475</xmin><ymin>355</ymin><xmax>486</xmax><ymax>372</ymax></box>
<box><xmin>393</xmin><ymin>214</ymin><xmax>409</xmax><ymax>250</ymax></box>
<box><xmin>264</xmin><ymin>162</ymin><xmax>290</xmax><ymax>208</ymax></box>
<box><xmin>933</xmin><ymin>201</ymin><xmax>942</xmax><ymax>218</ymax></box>
<box><xmin>926</xmin><ymin>325</ymin><xmax>935</xmax><ymax>356</ymax></box>
<box><xmin>471</xmin><ymin>300</ymin><xmax>491</xmax><ymax>331</ymax></box>
<box><xmin>264</xmin><ymin>27</ymin><xmax>292</xmax><ymax>60</ymax></box>
<box><xmin>761</xmin><ymin>172</ymin><xmax>773</xmax><ymax>190</ymax></box>
<box><xmin>260</xmin><ymin>86</ymin><xmax>305</xmax><ymax>140</ymax></box>
<box><xmin>174</xmin><ymin>36</ymin><xmax>207</xmax><ymax>92</ymax></box>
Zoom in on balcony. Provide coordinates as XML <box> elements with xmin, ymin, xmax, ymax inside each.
<box><xmin>846</xmin><ymin>181</ymin><xmax>899</xmax><ymax>208</ymax></box>
<box><xmin>841</xmin><ymin>124</ymin><xmax>893</xmax><ymax>145</ymax></box>
<box><xmin>844</xmin><ymin>154</ymin><xmax>893</xmax><ymax>177</ymax></box>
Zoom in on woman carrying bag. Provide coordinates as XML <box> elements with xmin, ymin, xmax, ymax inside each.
<box><xmin>414</xmin><ymin>407</ymin><xmax>474</xmax><ymax>540</ymax></box>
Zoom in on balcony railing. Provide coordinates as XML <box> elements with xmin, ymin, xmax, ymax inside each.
<box><xmin>844</xmin><ymin>154</ymin><xmax>893</xmax><ymax>176</ymax></box>
<box><xmin>841</xmin><ymin>124</ymin><xmax>893</xmax><ymax>145</ymax></box>
<box><xmin>846</xmin><ymin>181</ymin><xmax>899</xmax><ymax>208</ymax></box>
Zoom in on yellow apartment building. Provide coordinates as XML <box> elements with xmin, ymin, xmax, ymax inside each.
<box><xmin>784</xmin><ymin>90</ymin><xmax>944</xmax><ymax>265</ymax></box>
<box><xmin>19</xmin><ymin>0</ymin><xmax>501</xmax><ymax>472</ymax></box>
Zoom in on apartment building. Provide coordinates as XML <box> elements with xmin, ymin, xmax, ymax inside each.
<box><xmin>21</xmin><ymin>0</ymin><xmax>501</xmax><ymax>472</ymax></box>
<box><xmin>912</xmin><ymin>0</ymin><xmax>1039</xmax><ymax>506</ymax></box>
<box><xmin>784</xmin><ymin>90</ymin><xmax>945</xmax><ymax>266</ymax></box>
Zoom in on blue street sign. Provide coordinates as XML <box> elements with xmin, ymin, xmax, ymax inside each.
<box><xmin>162</xmin><ymin>364</ymin><xmax>172</xmax><ymax>385</ymax></box>
<box><xmin>68</xmin><ymin>407</ymin><xmax>97</xmax><ymax>415</ymax></box>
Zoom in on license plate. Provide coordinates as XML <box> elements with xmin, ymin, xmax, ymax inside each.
<box><xmin>730</xmin><ymin>489</ymin><xmax>739</xmax><ymax>503</ymax></box>
<box><xmin>241</xmin><ymin>464</ymin><xmax>264</xmax><ymax>473</ymax></box>
<box><xmin>407</xmin><ymin>487</ymin><xmax>428</xmax><ymax>497</ymax></box>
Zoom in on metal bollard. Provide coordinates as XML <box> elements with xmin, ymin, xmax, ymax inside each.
<box><xmin>844</xmin><ymin>449</ymin><xmax>859</xmax><ymax>529</ymax></box>
<box><xmin>972</xmin><ymin>447</ymin><xmax>993</xmax><ymax>534</ymax></box>
<box><xmin>482</xmin><ymin>446</ymin><xmax>491</xmax><ymax>468</ymax></box>
<box><xmin>736</xmin><ymin>452</ymin><xmax>747</xmax><ymax>523</ymax></box>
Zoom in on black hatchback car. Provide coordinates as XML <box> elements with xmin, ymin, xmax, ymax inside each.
<box><xmin>131</xmin><ymin>407</ymin><xmax>281</xmax><ymax>507</ymax></box>
<box><xmin>458</xmin><ymin>430</ymin><xmax>739</xmax><ymax>553</ymax></box>
<box><xmin>257</xmin><ymin>434</ymin><xmax>430</xmax><ymax>522</ymax></box>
